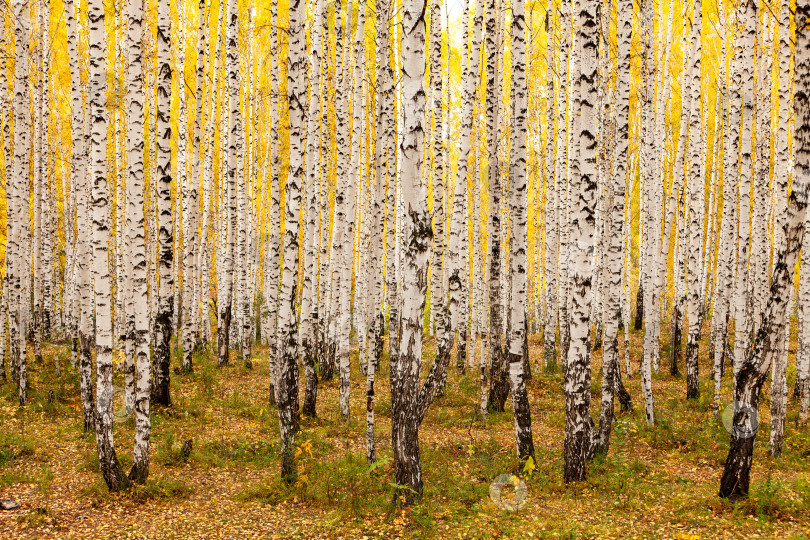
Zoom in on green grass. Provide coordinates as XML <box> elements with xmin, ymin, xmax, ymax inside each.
<box><xmin>2</xmin><ymin>330</ymin><xmax>809</xmax><ymax>538</ymax></box>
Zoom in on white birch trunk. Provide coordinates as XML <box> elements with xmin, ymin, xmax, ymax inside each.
<box><xmin>89</xmin><ymin>0</ymin><xmax>130</xmax><ymax>491</ymax></box>
<box><xmin>277</xmin><ymin>0</ymin><xmax>306</xmax><ymax>483</ymax></box>
<box><xmin>153</xmin><ymin>0</ymin><xmax>173</xmax><ymax>405</ymax></box>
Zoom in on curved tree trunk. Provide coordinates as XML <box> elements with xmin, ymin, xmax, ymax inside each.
<box><xmin>720</xmin><ymin>3</ymin><xmax>809</xmax><ymax>496</ymax></box>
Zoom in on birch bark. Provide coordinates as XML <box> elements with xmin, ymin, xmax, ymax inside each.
<box><xmin>153</xmin><ymin>0</ymin><xmax>174</xmax><ymax>405</ymax></box>
<box><xmin>277</xmin><ymin>0</ymin><xmax>306</xmax><ymax>483</ymax></box>
<box><xmin>89</xmin><ymin>0</ymin><xmax>130</xmax><ymax>491</ymax></box>
<box><xmin>126</xmin><ymin>0</ymin><xmax>152</xmax><ymax>483</ymax></box>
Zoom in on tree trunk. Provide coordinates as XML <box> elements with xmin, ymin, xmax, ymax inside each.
<box><xmin>684</xmin><ymin>0</ymin><xmax>703</xmax><ymax>400</ymax></box>
<box><xmin>89</xmin><ymin>0</ymin><xmax>130</xmax><ymax>491</ymax></box>
<box><xmin>218</xmin><ymin>0</ymin><xmax>239</xmax><ymax>371</ymax></box>
<box><xmin>182</xmin><ymin>0</ymin><xmax>207</xmax><ymax>373</ymax></box>
<box><xmin>719</xmin><ymin>22</ymin><xmax>808</xmax><ymax>489</ymax></box>
<box><xmin>152</xmin><ymin>0</ymin><xmax>173</xmax><ymax>405</ymax></box>
<box><xmin>486</xmin><ymin>0</ymin><xmax>508</xmax><ymax>412</ymax></box>
<box><xmin>594</xmin><ymin>0</ymin><xmax>631</xmax><ymax>456</ymax></box>
<box><xmin>9</xmin><ymin>0</ymin><xmax>31</xmax><ymax>408</ymax></box>
<box><xmin>126</xmin><ymin>0</ymin><xmax>152</xmax><ymax>483</ymax></box>
<box><xmin>506</xmin><ymin>0</ymin><xmax>535</xmax><ymax>467</ymax></box>
<box><xmin>301</xmin><ymin>0</ymin><xmax>325</xmax><ymax>419</ymax></box>
<box><xmin>564</xmin><ymin>0</ymin><xmax>598</xmax><ymax>482</ymax></box>
<box><xmin>798</xmin><ymin>226</ymin><xmax>810</xmax><ymax>420</ymax></box>
<box><xmin>733</xmin><ymin>0</ymin><xmax>757</xmax><ymax>382</ymax></box>
<box><xmin>712</xmin><ymin>5</ymin><xmax>741</xmax><ymax>413</ymax></box>
<box><xmin>276</xmin><ymin>0</ymin><xmax>306</xmax><ymax>484</ymax></box>
<box><xmin>391</xmin><ymin>0</ymin><xmax>429</xmax><ymax>505</ymax></box>
<box><xmin>768</xmin><ymin>0</ymin><xmax>792</xmax><ymax>456</ymax></box>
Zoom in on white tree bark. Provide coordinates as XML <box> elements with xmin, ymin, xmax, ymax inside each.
<box><xmin>719</xmin><ymin>8</ymin><xmax>809</xmax><ymax>491</ymax></box>
<box><xmin>486</xmin><ymin>0</ymin><xmax>508</xmax><ymax>412</ymax></box>
<box><xmin>638</xmin><ymin>0</ymin><xmax>656</xmax><ymax>424</ymax></box>
<box><xmin>684</xmin><ymin>0</ymin><xmax>704</xmax><ymax>400</ymax></box>
<box><xmin>796</xmin><ymin>0</ymin><xmax>810</xmax><ymax>425</ymax></box>
<box><xmin>126</xmin><ymin>0</ymin><xmax>151</xmax><ymax>484</ymax></box>
<box><xmin>262</xmin><ymin>0</ymin><xmax>282</xmax><ymax>389</ymax></box>
<box><xmin>9</xmin><ymin>0</ymin><xmax>31</xmax><ymax>407</ymax></box>
<box><xmin>733</xmin><ymin>0</ymin><xmax>757</xmax><ymax>381</ymax></box>
<box><xmin>564</xmin><ymin>0</ymin><xmax>598</xmax><ymax>481</ymax></box>
<box><xmin>218</xmin><ymin>0</ymin><xmax>239</xmax><ymax>372</ymax></box>
<box><xmin>301</xmin><ymin>0</ymin><xmax>325</xmax><ymax>419</ymax></box>
<box><xmin>429</xmin><ymin>0</ymin><xmax>445</xmax><ymax>349</ymax></box>
<box><xmin>391</xmin><ymin>0</ymin><xmax>429</xmax><ymax>504</ymax></box>
<box><xmin>89</xmin><ymin>0</ymin><xmax>130</xmax><ymax>491</ymax></box>
<box><xmin>507</xmin><ymin>0</ymin><xmax>535</xmax><ymax>466</ymax></box>
<box><xmin>277</xmin><ymin>0</ymin><xmax>306</xmax><ymax>483</ymax></box>
<box><xmin>543</xmin><ymin>1</ymin><xmax>558</xmax><ymax>369</ymax></box>
<box><xmin>153</xmin><ymin>0</ymin><xmax>173</xmax><ymax>405</ymax></box>
<box><xmin>798</xmin><ymin>230</ymin><xmax>810</xmax><ymax>420</ymax></box>
<box><xmin>182</xmin><ymin>0</ymin><xmax>207</xmax><ymax>373</ymax></box>
<box><xmin>769</xmin><ymin>0</ymin><xmax>794</xmax><ymax>454</ymax></box>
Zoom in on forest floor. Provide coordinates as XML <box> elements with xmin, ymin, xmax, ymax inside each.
<box><xmin>1</xmin><ymin>321</ymin><xmax>809</xmax><ymax>539</ymax></box>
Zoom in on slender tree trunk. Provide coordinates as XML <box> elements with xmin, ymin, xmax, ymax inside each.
<box><xmin>506</xmin><ymin>0</ymin><xmax>535</xmax><ymax>466</ymax></box>
<box><xmin>391</xmin><ymin>0</ymin><xmax>429</xmax><ymax>505</ymax></box>
<box><xmin>218</xmin><ymin>0</ymin><xmax>239</xmax><ymax>371</ymax></box>
<box><xmin>594</xmin><ymin>0</ymin><xmax>631</xmax><ymax>456</ymax></box>
<box><xmin>277</xmin><ymin>0</ymin><xmax>306</xmax><ymax>484</ymax></box>
<box><xmin>685</xmin><ymin>0</ymin><xmax>703</xmax><ymax>400</ymax></box>
<box><xmin>429</xmin><ymin>0</ymin><xmax>447</xmax><ymax>392</ymax></box>
<box><xmin>337</xmin><ymin>2</ymin><xmax>361</xmax><ymax>423</ymax></box>
<box><xmin>734</xmin><ymin>0</ymin><xmax>757</xmax><ymax>382</ymax></box>
<box><xmin>89</xmin><ymin>0</ymin><xmax>130</xmax><ymax>491</ymax></box>
<box><xmin>366</xmin><ymin>0</ymin><xmax>396</xmax><ymax>461</ymax></box>
<box><xmin>768</xmin><ymin>0</ymin><xmax>793</xmax><ymax>456</ymax></box>
<box><xmin>301</xmin><ymin>0</ymin><xmax>325</xmax><ymax>419</ymax></box>
<box><xmin>713</xmin><ymin>6</ymin><xmax>741</xmax><ymax>413</ymax></box>
<box><xmin>544</xmin><ymin>2</ymin><xmax>558</xmax><ymax>370</ymax></box>
<box><xmin>152</xmin><ymin>0</ymin><xmax>173</xmax><ymax>405</ymax></box>
<box><xmin>798</xmin><ymin>223</ymin><xmax>810</xmax><ymax>421</ymax></box>
<box><xmin>719</xmin><ymin>20</ymin><xmax>808</xmax><ymax>490</ymax></box>
<box><xmin>486</xmin><ymin>0</ymin><xmax>508</xmax><ymax>412</ymax></box>
<box><xmin>126</xmin><ymin>0</ymin><xmax>152</xmax><ymax>483</ymax></box>
<box><xmin>181</xmin><ymin>0</ymin><xmax>207</xmax><ymax>373</ymax></box>
<box><xmin>262</xmin><ymin>0</ymin><xmax>281</xmax><ymax>384</ymax></box>
<box><xmin>10</xmin><ymin>0</ymin><xmax>31</xmax><ymax>408</ymax></box>
<box><xmin>564</xmin><ymin>0</ymin><xmax>598</xmax><ymax>482</ymax></box>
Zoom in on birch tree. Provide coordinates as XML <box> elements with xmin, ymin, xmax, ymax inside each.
<box><xmin>153</xmin><ymin>0</ymin><xmax>173</xmax><ymax>405</ymax></box>
<box><xmin>218</xmin><ymin>0</ymin><xmax>239</xmax><ymax>370</ymax></box>
<box><xmin>486</xmin><ymin>0</ymin><xmax>508</xmax><ymax>412</ymax></box>
<box><xmin>277</xmin><ymin>0</ymin><xmax>306</xmax><ymax>483</ymax></box>
<box><xmin>684</xmin><ymin>0</ymin><xmax>703</xmax><ymax>400</ymax></box>
<box><xmin>507</xmin><ymin>0</ymin><xmax>535</xmax><ymax>466</ymax></box>
<box><xmin>182</xmin><ymin>0</ymin><xmax>207</xmax><ymax>373</ymax></box>
<box><xmin>301</xmin><ymin>0</ymin><xmax>325</xmax><ymax>418</ymax></box>
<box><xmin>594</xmin><ymin>0</ymin><xmax>631</xmax><ymax>455</ymax></box>
<box><xmin>9</xmin><ymin>0</ymin><xmax>30</xmax><ymax>408</ymax></box>
<box><xmin>718</xmin><ymin>4</ymin><xmax>809</xmax><ymax>492</ymax></box>
<box><xmin>391</xmin><ymin>0</ymin><xmax>430</xmax><ymax>504</ymax></box>
<box><xmin>126</xmin><ymin>0</ymin><xmax>151</xmax><ymax>484</ymax></box>
<box><xmin>768</xmin><ymin>0</ymin><xmax>793</xmax><ymax>456</ymax></box>
<box><xmin>89</xmin><ymin>0</ymin><xmax>130</xmax><ymax>491</ymax></box>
